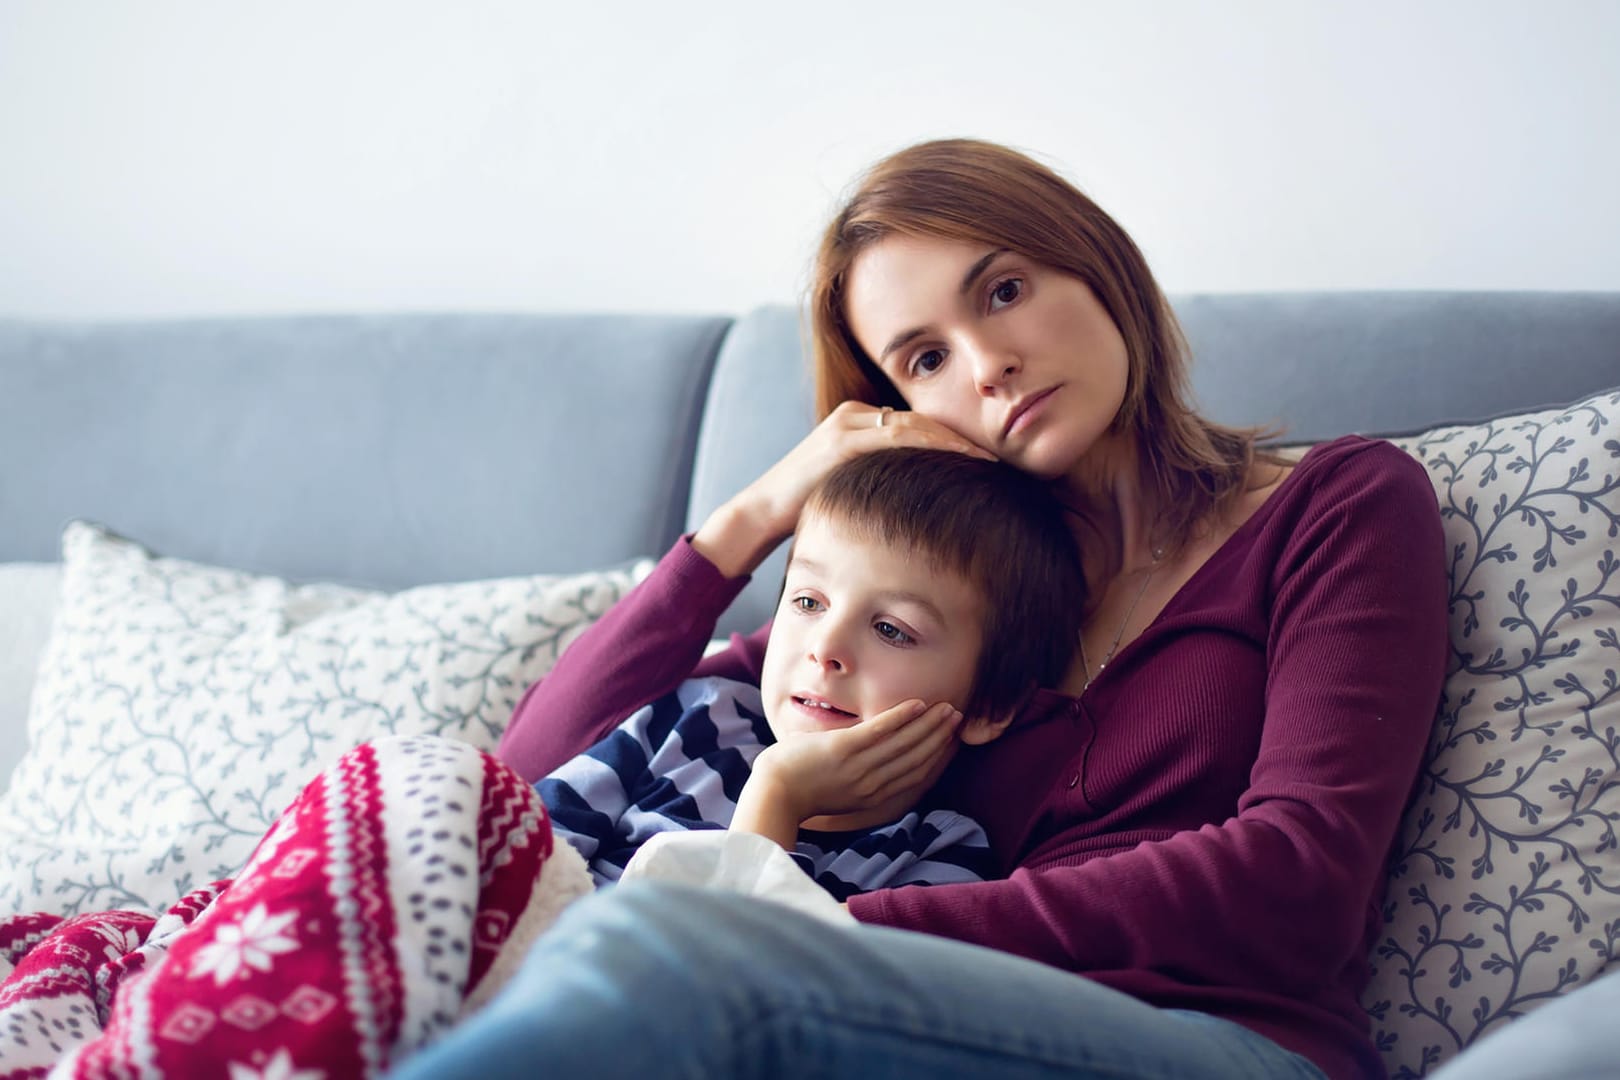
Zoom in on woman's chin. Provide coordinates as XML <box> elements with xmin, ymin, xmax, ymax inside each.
<box><xmin>999</xmin><ymin>441</ymin><xmax>1078</xmax><ymax>482</ymax></box>
<box><xmin>1013</xmin><ymin>424</ymin><xmax>1123</xmax><ymax>486</ymax></box>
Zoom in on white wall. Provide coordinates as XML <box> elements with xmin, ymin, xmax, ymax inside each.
<box><xmin>2</xmin><ymin>0</ymin><xmax>1616</xmax><ymax>318</ymax></box>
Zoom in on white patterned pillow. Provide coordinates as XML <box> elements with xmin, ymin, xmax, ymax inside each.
<box><xmin>0</xmin><ymin>522</ymin><xmax>651</xmax><ymax>917</ymax></box>
<box><xmin>1364</xmin><ymin>388</ymin><xmax>1620</xmax><ymax>1078</ymax></box>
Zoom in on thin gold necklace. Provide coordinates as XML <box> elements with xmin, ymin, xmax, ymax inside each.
<box><xmin>1079</xmin><ymin>545</ymin><xmax>1164</xmax><ymax>692</ymax></box>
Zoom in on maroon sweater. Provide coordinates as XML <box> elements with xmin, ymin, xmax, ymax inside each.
<box><xmin>500</xmin><ymin>436</ymin><xmax>1448</xmax><ymax>1080</ymax></box>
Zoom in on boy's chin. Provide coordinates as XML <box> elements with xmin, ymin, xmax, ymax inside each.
<box><xmin>801</xmin><ymin>787</ymin><xmax>933</xmax><ymax>834</ymax></box>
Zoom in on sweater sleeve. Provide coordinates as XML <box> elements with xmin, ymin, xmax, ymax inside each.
<box><xmin>497</xmin><ymin>537</ymin><xmax>774</xmax><ymax>782</ymax></box>
<box><xmin>848</xmin><ymin>444</ymin><xmax>1450</xmax><ymax>994</ymax></box>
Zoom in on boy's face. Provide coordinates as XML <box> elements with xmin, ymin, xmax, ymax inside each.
<box><xmin>760</xmin><ymin>512</ymin><xmax>984</xmax><ymax>742</ymax></box>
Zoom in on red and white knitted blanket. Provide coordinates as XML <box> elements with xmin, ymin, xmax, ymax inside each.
<box><xmin>0</xmin><ymin>736</ymin><xmax>590</xmax><ymax>1079</ymax></box>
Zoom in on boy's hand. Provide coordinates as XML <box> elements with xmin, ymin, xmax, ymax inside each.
<box><xmin>731</xmin><ymin>700</ymin><xmax>963</xmax><ymax>849</ymax></box>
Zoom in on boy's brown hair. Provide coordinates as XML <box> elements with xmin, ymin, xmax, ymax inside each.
<box><xmin>802</xmin><ymin>447</ymin><xmax>1087</xmax><ymax>722</ymax></box>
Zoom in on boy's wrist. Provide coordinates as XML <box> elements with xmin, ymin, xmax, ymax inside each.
<box><xmin>733</xmin><ymin>765</ymin><xmax>805</xmax><ymax>850</ymax></box>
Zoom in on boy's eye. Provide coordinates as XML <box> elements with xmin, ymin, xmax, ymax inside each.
<box><xmin>989</xmin><ymin>277</ymin><xmax>1023</xmax><ymax>310</ymax></box>
<box><xmin>793</xmin><ymin>595</ymin><xmax>823</xmax><ymax>613</ymax></box>
<box><xmin>874</xmin><ymin>621</ymin><xmax>915</xmax><ymax>646</ymax></box>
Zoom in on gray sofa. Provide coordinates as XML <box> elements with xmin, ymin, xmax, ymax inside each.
<box><xmin>2</xmin><ymin>293</ymin><xmax>1617</xmax><ymax>1077</ymax></box>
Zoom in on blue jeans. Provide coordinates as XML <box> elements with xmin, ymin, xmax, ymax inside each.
<box><xmin>390</xmin><ymin>883</ymin><xmax>1327</xmax><ymax>1080</ymax></box>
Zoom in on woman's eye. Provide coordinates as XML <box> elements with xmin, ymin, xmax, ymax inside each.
<box><xmin>874</xmin><ymin>621</ymin><xmax>916</xmax><ymax>646</ymax></box>
<box><xmin>793</xmin><ymin>596</ymin><xmax>823</xmax><ymax>614</ymax></box>
<box><xmin>909</xmin><ymin>349</ymin><xmax>946</xmax><ymax>378</ymax></box>
<box><xmin>989</xmin><ymin>277</ymin><xmax>1023</xmax><ymax>310</ymax></box>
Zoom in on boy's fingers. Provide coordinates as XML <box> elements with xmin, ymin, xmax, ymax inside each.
<box><xmin>866</xmin><ymin>706</ymin><xmax>961</xmax><ymax>773</ymax></box>
<box><xmin>835</xmin><ymin>699</ymin><xmax>929</xmax><ymax>750</ymax></box>
<box><xmin>868</xmin><ymin>718</ymin><xmax>960</xmax><ymax>795</ymax></box>
<box><xmin>825</xmin><ymin>702</ymin><xmax>960</xmax><ymax>775</ymax></box>
<box><xmin>874</xmin><ymin>699</ymin><xmax>929</xmax><ymax>729</ymax></box>
<box><xmin>863</xmin><ymin>702</ymin><xmax>957</xmax><ymax>755</ymax></box>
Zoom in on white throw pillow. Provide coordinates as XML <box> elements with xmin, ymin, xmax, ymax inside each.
<box><xmin>1364</xmin><ymin>388</ymin><xmax>1620</xmax><ymax>1076</ymax></box>
<box><xmin>0</xmin><ymin>522</ymin><xmax>651</xmax><ymax>917</ymax></box>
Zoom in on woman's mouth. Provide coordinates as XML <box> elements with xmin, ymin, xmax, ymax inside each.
<box><xmin>1003</xmin><ymin>387</ymin><xmax>1058</xmax><ymax>439</ymax></box>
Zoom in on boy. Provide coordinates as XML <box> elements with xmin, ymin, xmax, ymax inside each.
<box><xmin>538</xmin><ymin>447</ymin><xmax>1087</xmax><ymax>900</ymax></box>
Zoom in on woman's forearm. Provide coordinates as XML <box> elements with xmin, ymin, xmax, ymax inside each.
<box><xmin>497</xmin><ymin>538</ymin><xmax>750</xmax><ymax>781</ymax></box>
<box><xmin>689</xmin><ymin>491</ymin><xmax>792</xmax><ymax>580</ymax></box>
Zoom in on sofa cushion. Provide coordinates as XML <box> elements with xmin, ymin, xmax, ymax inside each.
<box><xmin>1365</xmin><ymin>387</ymin><xmax>1620</xmax><ymax>1076</ymax></box>
<box><xmin>0</xmin><ymin>522</ymin><xmax>651</xmax><ymax>917</ymax></box>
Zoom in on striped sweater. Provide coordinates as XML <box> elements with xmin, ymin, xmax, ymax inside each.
<box><xmin>537</xmin><ymin>676</ymin><xmax>994</xmax><ymax>900</ymax></box>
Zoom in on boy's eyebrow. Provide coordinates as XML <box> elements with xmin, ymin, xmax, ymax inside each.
<box><xmin>878</xmin><ymin>589</ymin><xmax>947</xmax><ymax>626</ymax></box>
<box><xmin>787</xmin><ymin>554</ymin><xmax>824</xmax><ymax>576</ymax></box>
<box><xmin>877</xmin><ymin>248</ymin><xmax>1009</xmax><ymax>364</ymax></box>
<box><xmin>790</xmin><ymin>556</ymin><xmax>949</xmax><ymax>626</ymax></box>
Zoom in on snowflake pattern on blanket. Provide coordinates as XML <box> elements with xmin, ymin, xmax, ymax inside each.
<box><xmin>0</xmin><ymin>735</ymin><xmax>591</xmax><ymax>1079</ymax></box>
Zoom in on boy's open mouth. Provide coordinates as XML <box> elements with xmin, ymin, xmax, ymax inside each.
<box><xmin>793</xmin><ymin>694</ymin><xmax>857</xmax><ymax>719</ymax></box>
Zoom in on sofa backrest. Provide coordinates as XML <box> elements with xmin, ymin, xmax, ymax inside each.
<box><xmin>0</xmin><ymin>313</ymin><xmax>731</xmax><ymax>587</ymax></box>
<box><xmin>4</xmin><ymin>293</ymin><xmax>1615</xmax><ymax>635</ymax></box>
<box><xmin>691</xmin><ymin>292</ymin><xmax>1620</xmax><ymax>636</ymax></box>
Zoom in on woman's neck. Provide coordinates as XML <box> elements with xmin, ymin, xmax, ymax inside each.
<box><xmin>1056</xmin><ymin>432</ymin><xmax>1163</xmax><ymax>582</ymax></box>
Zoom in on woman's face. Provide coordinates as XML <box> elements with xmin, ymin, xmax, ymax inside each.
<box><xmin>843</xmin><ymin>234</ymin><xmax>1131</xmax><ymax>480</ymax></box>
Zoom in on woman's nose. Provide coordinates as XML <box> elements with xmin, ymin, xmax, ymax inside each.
<box><xmin>968</xmin><ymin>339</ymin><xmax>1020</xmax><ymax>395</ymax></box>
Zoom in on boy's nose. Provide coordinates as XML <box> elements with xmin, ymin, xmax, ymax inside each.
<box><xmin>809</xmin><ymin>647</ymin><xmax>846</xmax><ymax>673</ymax></box>
<box><xmin>808</xmin><ymin>626</ymin><xmax>851</xmax><ymax>673</ymax></box>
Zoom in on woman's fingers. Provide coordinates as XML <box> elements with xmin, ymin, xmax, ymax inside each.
<box><xmin>850</xmin><ymin>404</ymin><xmax>998</xmax><ymax>462</ymax></box>
<box><xmin>699</xmin><ymin>401</ymin><xmax>996</xmax><ymax>578</ymax></box>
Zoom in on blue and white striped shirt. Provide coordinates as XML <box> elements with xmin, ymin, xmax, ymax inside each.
<box><xmin>537</xmin><ymin>676</ymin><xmax>994</xmax><ymax>901</ymax></box>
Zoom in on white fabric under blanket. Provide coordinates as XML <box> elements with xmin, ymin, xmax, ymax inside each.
<box><xmin>622</xmin><ymin>830</ymin><xmax>857</xmax><ymax>927</ymax></box>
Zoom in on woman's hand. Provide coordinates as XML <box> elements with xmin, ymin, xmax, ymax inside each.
<box><xmin>692</xmin><ymin>402</ymin><xmax>995</xmax><ymax>578</ymax></box>
<box><xmin>730</xmin><ymin>699</ymin><xmax>964</xmax><ymax>849</ymax></box>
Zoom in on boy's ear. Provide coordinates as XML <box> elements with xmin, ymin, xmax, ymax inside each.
<box><xmin>959</xmin><ymin>710</ymin><xmax>1016</xmax><ymax>746</ymax></box>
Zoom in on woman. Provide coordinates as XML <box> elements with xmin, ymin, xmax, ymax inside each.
<box><xmin>408</xmin><ymin>139</ymin><xmax>1448</xmax><ymax>1080</ymax></box>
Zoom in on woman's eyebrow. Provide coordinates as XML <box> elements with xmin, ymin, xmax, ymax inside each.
<box><xmin>958</xmin><ymin>248</ymin><xmax>1009</xmax><ymax>294</ymax></box>
<box><xmin>878</xmin><ymin>249</ymin><xmax>1009</xmax><ymax>363</ymax></box>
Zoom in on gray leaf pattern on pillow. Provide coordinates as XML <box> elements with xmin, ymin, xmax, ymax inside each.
<box><xmin>0</xmin><ymin>523</ymin><xmax>651</xmax><ymax>917</ymax></box>
<box><xmin>1365</xmin><ymin>390</ymin><xmax>1620</xmax><ymax>1077</ymax></box>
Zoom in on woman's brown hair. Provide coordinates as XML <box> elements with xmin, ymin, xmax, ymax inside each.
<box><xmin>809</xmin><ymin>138</ymin><xmax>1279</xmax><ymax>556</ymax></box>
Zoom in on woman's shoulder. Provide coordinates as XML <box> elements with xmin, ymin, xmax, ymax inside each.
<box><xmin>1280</xmin><ymin>433</ymin><xmax>1433</xmax><ymax>503</ymax></box>
<box><xmin>1228</xmin><ymin>435</ymin><xmax>1439</xmax><ymax>569</ymax></box>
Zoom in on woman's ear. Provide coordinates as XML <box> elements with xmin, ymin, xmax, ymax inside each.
<box><xmin>959</xmin><ymin>711</ymin><xmax>1016</xmax><ymax>746</ymax></box>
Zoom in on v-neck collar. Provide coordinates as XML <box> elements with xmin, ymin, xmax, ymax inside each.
<box><xmin>1030</xmin><ymin>438</ymin><xmax>1348</xmax><ymax>709</ymax></box>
